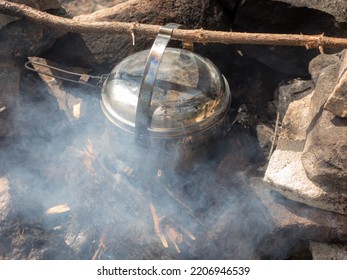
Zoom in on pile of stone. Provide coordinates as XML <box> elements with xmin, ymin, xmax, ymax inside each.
<box><xmin>264</xmin><ymin>50</ymin><xmax>347</xmax><ymax>259</ymax></box>
<box><xmin>265</xmin><ymin>50</ymin><xmax>347</xmax><ymax>215</ymax></box>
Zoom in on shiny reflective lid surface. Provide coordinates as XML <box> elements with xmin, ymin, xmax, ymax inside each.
<box><xmin>101</xmin><ymin>47</ymin><xmax>231</xmax><ymax>139</ymax></box>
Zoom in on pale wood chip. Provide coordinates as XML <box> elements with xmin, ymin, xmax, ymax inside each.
<box><xmin>46</xmin><ymin>203</ymin><xmax>71</xmax><ymax>215</ymax></box>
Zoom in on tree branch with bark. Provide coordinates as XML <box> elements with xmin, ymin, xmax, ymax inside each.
<box><xmin>1</xmin><ymin>0</ymin><xmax>347</xmax><ymax>50</ymax></box>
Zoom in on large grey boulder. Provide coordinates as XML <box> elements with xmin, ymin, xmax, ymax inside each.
<box><xmin>264</xmin><ymin>92</ymin><xmax>347</xmax><ymax>214</ymax></box>
<box><xmin>302</xmin><ymin>110</ymin><xmax>347</xmax><ymax>190</ymax></box>
<box><xmin>265</xmin><ymin>149</ymin><xmax>347</xmax><ymax>215</ymax></box>
<box><xmin>324</xmin><ymin>78</ymin><xmax>347</xmax><ymax>118</ymax></box>
<box><xmin>301</xmin><ymin>51</ymin><xmax>347</xmax><ymax>190</ymax></box>
<box><xmin>324</xmin><ymin>56</ymin><xmax>347</xmax><ymax>118</ymax></box>
<box><xmin>265</xmin><ymin>51</ymin><xmax>347</xmax><ymax>215</ymax></box>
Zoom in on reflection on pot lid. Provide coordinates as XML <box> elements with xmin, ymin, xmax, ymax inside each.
<box><xmin>101</xmin><ymin>47</ymin><xmax>231</xmax><ymax>139</ymax></box>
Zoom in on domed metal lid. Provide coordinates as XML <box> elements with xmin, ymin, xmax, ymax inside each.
<box><xmin>101</xmin><ymin>47</ymin><xmax>231</xmax><ymax>139</ymax></box>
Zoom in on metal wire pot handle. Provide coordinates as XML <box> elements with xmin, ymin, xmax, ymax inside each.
<box><xmin>135</xmin><ymin>23</ymin><xmax>191</xmax><ymax>146</ymax></box>
<box><xmin>24</xmin><ymin>59</ymin><xmax>108</xmax><ymax>87</ymax></box>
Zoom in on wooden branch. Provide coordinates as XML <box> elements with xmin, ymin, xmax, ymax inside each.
<box><xmin>1</xmin><ymin>0</ymin><xmax>347</xmax><ymax>49</ymax></box>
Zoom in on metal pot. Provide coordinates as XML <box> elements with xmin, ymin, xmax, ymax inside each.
<box><xmin>24</xmin><ymin>23</ymin><xmax>232</xmax><ymax>173</ymax></box>
<box><xmin>100</xmin><ymin>23</ymin><xmax>232</xmax><ymax>172</ymax></box>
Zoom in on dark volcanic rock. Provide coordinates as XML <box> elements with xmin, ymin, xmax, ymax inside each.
<box><xmin>0</xmin><ymin>19</ymin><xmax>63</xmax><ymax>59</ymax></box>
<box><xmin>273</xmin><ymin>0</ymin><xmax>347</xmax><ymax>23</ymax></box>
<box><xmin>0</xmin><ymin>59</ymin><xmax>21</xmax><ymax>137</ymax></box>
<box><xmin>218</xmin><ymin>0</ymin><xmax>238</xmax><ymax>12</ymax></box>
<box><xmin>0</xmin><ymin>0</ymin><xmax>61</xmax><ymax>28</ymax></box>
<box><xmin>0</xmin><ymin>1</ymin><xmax>64</xmax><ymax>58</ymax></box>
<box><xmin>46</xmin><ymin>0</ymin><xmax>231</xmax><ymax>71</ymax></box>
<box><xmin>232</xmin><ymin>0</ymin><xmax>347</xmax><ymax>76</ymax></box>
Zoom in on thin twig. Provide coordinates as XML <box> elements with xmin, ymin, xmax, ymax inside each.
<box><xmin>165</xmin><ymin>224</ymin><xmax>182</xmax><ymax>253</ymax></box>
<box><xmin>149</xmin><ymin>202</ymin><xmax>168</xmax><ymax>248</ymax></box>
<box><xmin>1</xmin><ymin>1</ymin><xmax>347</xmax><ymax>49</ymax></box>
<box><xmin>177</xmin><ymin>223</ymin><xmax>196</xmax><ymax>241</ymax></box>
<box><xmin>161</xmin><ymin>184</ymin><xmax>196</xmax><ymax>218</ymax></box>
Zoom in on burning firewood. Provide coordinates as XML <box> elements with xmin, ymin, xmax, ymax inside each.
<box><xmin>161</xmin><ymin>184</ymin><xmax>195</xmax><ymax>218</ymax></box>
<box><xmin>149</xmin><ymin>201</ymin><xmax>197</xmax><ymax>253</ymax></box>
<box><xmin>92</xmin><ymin>227</ymin><xmax>110</xmax><ymax>260</ymax></box>
<box><xmin>73</xmin><ymin>103</ymin><xmax>81</xmax><ymax>119</ymax></box>
<box><xmin>81</xmin><ymin>139</ymin><xmax>97</xmax><ymax>176</ymax></box>
<box><xmin>177</xmin><ymin>223</ymin><xmax>196</xmax><ymax>241</ymax></box>
<box><xmin>92</xmin><ymin>242</ymin><xmax>105</xmax><ymax>260</ymax></box>
<box><xmin>149</xmin><ymin>202</ymin><xmax>168</xmax><ymax>248</ymax></box>
<box><xmin>165</xmin><ymin>224</ymin><xmax>183</xmax><ymax>253</ymax></box>
<box><xmin>92</xmin><ymin>237</ymin><xmax>107</xmax><ymax>260</ymax></box>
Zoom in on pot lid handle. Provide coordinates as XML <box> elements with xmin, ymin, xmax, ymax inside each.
<box><xmin>135</xmin><ymin>23</ymin><xmax>182</xmax><ymax>146</ymax></box>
